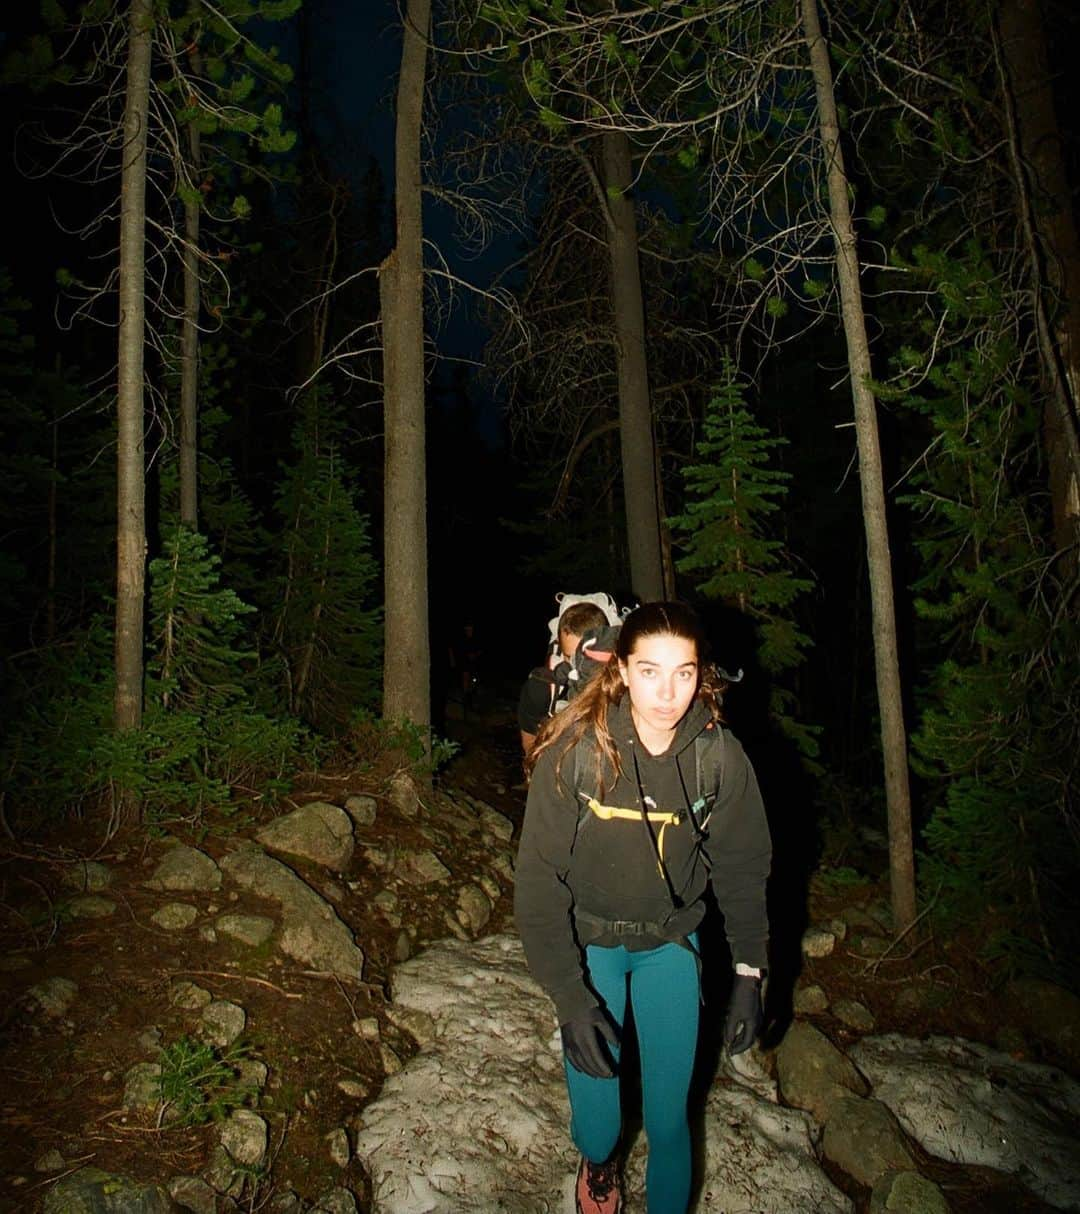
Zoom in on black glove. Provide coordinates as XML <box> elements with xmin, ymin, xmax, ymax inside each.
<box><xmin>723</xmin><ymin>972</ymin><xmax>764</xmax><ymax>1056</ymax></box>
<box><xmin>560</xmin><ymin>1007</ymin><xmax>620</xmax><ymax>1079</ymax></box>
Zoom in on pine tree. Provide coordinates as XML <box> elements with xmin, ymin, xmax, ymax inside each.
<box><xmin>269</xmin><ymin>394</ymin><xmax>382</xmax><ymax>732</ymax></box>
<box><xmin>881</xmin><ymin>239</ymin><xmax>1080</xmax><ymax>975</ymax></box>
<box><xmin>669</xmin><ymin>358</ymin><xmax>817</xmax><ymax>759</ymax></box>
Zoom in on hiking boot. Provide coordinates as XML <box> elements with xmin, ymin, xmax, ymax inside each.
<box><xmin>575</xmin><ymin>1155</ymin><xmax>623</xmax><ymax>1214</ymax></box>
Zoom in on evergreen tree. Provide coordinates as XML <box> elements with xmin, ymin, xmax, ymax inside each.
<box><xmin>882</xmin><ymin>239</ymin><xmax>1080</xmax><ymax>975</ymax></box>
<box><xmin>269</xmin><ymin>393</ymin><xmax>382</xmax><ymax>732</ymax></box>
<box><xmin>669</xmin><ymin>358</ymin><xmax>816</xmax><ymax>759</ymax></box>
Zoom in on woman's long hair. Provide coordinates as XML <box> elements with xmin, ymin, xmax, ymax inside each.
<box><xmin>525</xmin><ymin>601</ymin><xmax>726</xmax><ymax>796</ymax></box>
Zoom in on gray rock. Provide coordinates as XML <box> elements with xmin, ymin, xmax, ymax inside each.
<box><xmin>397</xmin><ymin>849</ymin><xmax>451</xmax><ymax>886</ymax></box>
<box><xmin>236</xmin><ymin>1059</ymin><xmax>269</xmax><ymax>1090</ymax></box>
<box><xmin>265</xmin><ymin>1191</ymin><xmax>304</xmax><ymax>1214</ymax></box>
<box><xmin>478</xmin><ymin>873</ymin><xmax>502</xmax><ymax>903</ymax></box>
<box><xmin>823</xmin><ymin>1096</ymin><xmax>917</xmax><ymax>1187</ymax></box>
<box><xmin>67</xmin><ymin>895</ymin><xmax>117</xmax><ymax>920</ymax></box>
<box><xmin>216</xmin><ymin>913</ymin><xmax>275</xmax><ymax>947</ymax></box>
<box><xmin>257</xmin><ymin>801</ymin><xmax>354</xmax><ymax>871</ymax></box>
<box><xmin>851</xmin><ymin>1033</ymin><xmax>1080</xmax><ymax>1210</ymax></box>
<box><xmin>870</xmin><ymin>1170</ymin><xmax>951</xmax><ymax>1214</ymax></box>
<box><xmin>219</xmin><ymin>1109</ymin><xmax>268</xmax><ymax>1168</ymax></box>
<box><xmin>204</xmin><ymin>1144</ymin><xmax>245</xmax><ymax>1198</ymax></box>
<box><xmin>168</xmin><ymin>1175</ymin><xmax>218</xmax><ymax>1214</ymax></box>
<box><xmin>793</xmin><ymin>983</ymin><xmax>830</xmax><ymax>1015</ymax></box>
<box><xmin>169</xmin><ymin>980</ymin><xmax>212</xmax><ymax>1010</ymax></box>
<box><xmin>337</xmin><ymin>1078</ymin><xmax>368</xmax><ymax>1099</ymax></box>
<box><xmin>471</xmin><ymin>800</ymin><xmax>514</xmax><ymax>841</ymax></box>
<box><xmin>801</xmin><ymin>927</ymin><xmax>836</xmax><ymax>958</ymax></box>
<box><xmin>220</xmin><ymin>845</ymin><xmax>364</xmax><ymax>981</ymax></box>
<box><xmin>361</xmin><ymin>844</ymin><xmax>391</xmax><ymax>870</ymax></box>
<box><xmin>42</xmin><ymin>1167</ymin><xmax>179</xmax><ymax>1213</ymax></box>
<box><xmin>379</xmin><ymin>1043</ymin><xmax>403</xmax><ymax>1075</ymax></box>
<box><xmin>61</xmin><ymin>860</ymin><xmax>114</xmax><ymax>893</ymax></box>
<box><xmin>326</xmin><ymin>1127</ymin><xmax>351</xmax><ymax>1168</ymax></box>
<box><xmin>26</xmin><ymin>976</ymin><xmax>79</xmax><ymax>1018</ymax></box>
<box><xmin>456</xmin><ymin>883</ymin><xmax>492</xmax><ymax>935</ymax></box>
<box><xmin>146</xmin><ymin>845</ymin><xmax>222</xmax><ymax>893</ymax></box>
<box><xmin>352</xmin><ymin>1017</ymin><xmax>380</xmax><ymax>1041</ymax></box>
<box><xmin>200</xmin><ymin>999</ymin><xmax>246</xmax><ymax>1048</ymax></box>
<box><xmin>388</xmin><ymin>770</ymin><xmax>420</xmax><ymax>819</ymax></box>
<box><xmin>344</xmin><ymin>795</ymin><xmax>377</xmax><ymax>827</ymax></box>
<box><xmin>372</xmin><ymin>889</ymin><xmax>399</xmax><ymax>914</ymax></box>
<box><xmin>393</xmin><ymin>930</ymin><xmax>411</xmax><ymax>962</ymax></box>
<box><xmin>776</xmin><ymin>1020</ymin><xmax>869</xmax><ymax>1123</ymax></box>
<box><xmin>489</xmin><ymin>852</ymin><xmax>515</xmax><ymax>883</ymax></box>
<box><xmin>443</xmin><ymin>910</ymin><xmax>471</xmax><ymax>941</ymax></box>
<box><xmin>122</xmin><ymin>1061</ymin><xmax>162</xmax><ymax>1111</ymax></box>
<box><xmin>137</xmin><ymin>1026</ymin><xmax>163</xmax><ymax>1052</ymax></box>
<box><xmin>833</xmin><ymin>998</ymin><xmax>876</xmax><ymax>1033</ymax></box>
<box><xmin>151</xmin><ymin>903</ymin><xmax>198</xmax><ymax>931</ymax></box>
<box><xmin>384</xmin><ymin>1003</ymin><xmax>437</xmax><ymax>1047</ymax></box>
<box><xmin>312</xmin><ymin>1188</ymin><xmax>359</xmax><ymax>1214</ymax></box>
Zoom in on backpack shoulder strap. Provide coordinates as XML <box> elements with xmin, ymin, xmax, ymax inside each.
<box><xmin>693</xmin><ymin>724</ymin><xmax>726</xmax><ymax>814</ymax></box>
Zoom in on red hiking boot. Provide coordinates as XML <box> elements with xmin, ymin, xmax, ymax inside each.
<box><xmin>575</xmin><ymin>1155</ymin><xmax>624</xmax><ymax>1214</ymax></box>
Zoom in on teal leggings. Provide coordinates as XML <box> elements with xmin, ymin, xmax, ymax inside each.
<box><xmin>565</xmin><ymin>936</ymin><xmax>700</xmax><ymax>1214</ymax></box>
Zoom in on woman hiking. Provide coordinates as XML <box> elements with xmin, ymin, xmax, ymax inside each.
<box><xmin>514</xmin><ymin>601</ymin><xmax>772</xmax><ymax>1214</ymax></box>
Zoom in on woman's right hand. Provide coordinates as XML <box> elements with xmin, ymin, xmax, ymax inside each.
<box><xmin>560</xmin><ymin>1007</ymin><xmax>620</xmax><ymax>1078</ymax></box>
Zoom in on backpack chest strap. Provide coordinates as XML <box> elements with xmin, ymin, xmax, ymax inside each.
<box><xmin>582</xmin><ymin>796</ymin><xmax>681</xmax><ymax>877</ymax></box>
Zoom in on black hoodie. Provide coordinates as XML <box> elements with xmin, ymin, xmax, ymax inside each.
<box><xmin>514</xmin><ymin>696</ymin><xmax>772</xmax><ymax>1023</ymax></box>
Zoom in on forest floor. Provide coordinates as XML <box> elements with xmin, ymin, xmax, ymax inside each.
<box><xmin>0</xmin><ymin>681</ymin><xmax>1070</xmax><ymax>1214</ymax></box>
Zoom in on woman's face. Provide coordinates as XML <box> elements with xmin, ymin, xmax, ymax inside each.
<box><xmin>619</xmin><ymin>632</ymin><xmax>699</xmax><ymax>744</ymax></box>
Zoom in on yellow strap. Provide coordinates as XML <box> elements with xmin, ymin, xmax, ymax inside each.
<box><xmin>585</xmin><ymin>798</ymin><xmax>679</xmax><ymax>877</ymax></box>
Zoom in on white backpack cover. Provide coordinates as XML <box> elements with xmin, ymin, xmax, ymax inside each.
<box><xmin>546</xmin><ymin>591</ymin><xmax>624</xmax><ymax>652</ymax></box>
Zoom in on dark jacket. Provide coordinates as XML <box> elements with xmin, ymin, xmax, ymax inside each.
<box><xmin>514</xmin><ymin>696</ymin><xmax>772</xmax><ymax>1023</ymax></box>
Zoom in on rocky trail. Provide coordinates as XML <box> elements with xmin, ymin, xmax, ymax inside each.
<box><xmin>1</xmin><ymin>690</ymin><xmax>1077</xmax><ymax>1213</ymax></box>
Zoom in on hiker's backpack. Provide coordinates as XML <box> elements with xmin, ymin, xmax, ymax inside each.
<box><xmin>545</xmin><ymin>591</ymin><xmax>623</xmax><ymax>656</ymax></box>
<box><xmin>572</xmin><ymin>722</ymin><xmax>726</xmax><ymax>834</ymax></box>
<box><xmin>534</xmin><ymin>592</ymin><xmax>627</xmax><ymax>719</ymax></box>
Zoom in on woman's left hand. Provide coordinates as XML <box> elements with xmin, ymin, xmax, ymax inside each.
<box><xmin>723</xmin><ymin>973</ymin><xmax>763</xmax><ymax>1055</ymax></box>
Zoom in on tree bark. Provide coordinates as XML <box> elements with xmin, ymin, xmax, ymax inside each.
<box><xmin>381</xmin><ymin>0</ymin><xmax>431</xmax><ymax>749</ymax></box>
<box><xmin>802</xmin><ymin>0</ymin><xmax>917</xmax><ymax>933</ymax></box>
<box><xmin>996</xmin><ymin>0</ymin><xmax>1080</xmax><ymax>557</ymax></box>
<box><xmin>114</xmin><ymin>0</ymin><xmax>152</xmax><ymax>765</ymax></box>
<box><xmin>602</xmin><ymin>130</ymin><xmax>665</xmax><ymax>603</ymax></box>
<box><xmin>179</xmin><ymin>91</ymin><xmax>201</xmax><ymax>530</ymax></box>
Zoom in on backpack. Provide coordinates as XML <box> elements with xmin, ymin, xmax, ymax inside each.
<box><xmin>569</xmin><ymin>723</ymin><xmax>727</xmax><ymax>922</ymax></box>
<box><xmin>572</xmin><ymin>722</ymin><xmax>726</xmax><ymax>830</ymax></box>
<box><xmin>545</xmin><ymin>591</ymin><xmax>624</xmax><ymax>655</ymax></box>
<box><xmin>530</xmin><ymin>592</ymin><xmax>628</xmax><ymax>721</ymax></box>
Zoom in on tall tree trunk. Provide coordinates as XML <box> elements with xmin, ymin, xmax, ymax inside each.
<box><xmin>602</xmin><ymin>131</ymin><xmax>665</xmax><ymax>603</ymax></box>
<box><xmin>47</xmin><ymin>392</ymin><xmax>58</xmax><ymax>644</ymax></box>
<box><xmin>381</xmin><ymin>0</ymin><xmax>431</xmax><ymax>765</ymax></box>
<box><xmin>802</xmin><ymin>0</ymin><xmax>916</xmax><ymax>934</ymax></box>
<box><xmin>179</xmin><ymin>102</ymin><xmax>200</xmax><ymax>530</ymax></box>
<box><xmin>114</xmin><ymin>0</ymin><xmax>152</xmax><ymax>778</ymax></box>
<box><xmin>996</xmin><ymin>0</ymin><xmax>1080</xmax><ymax>557</ymax></box>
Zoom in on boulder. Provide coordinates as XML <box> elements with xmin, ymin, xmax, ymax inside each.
<box><xmin>775</xmin><ymin>1020</ymin><xmax>869</xmax><ymax>1123</ymax></box>
<box><xmin>220</xmin><ymin>845</ymin><xmax>364</xmax><ymax>981</ymax></box>
<box><xmin>822</xmin><ymin>1095</ymin><xmax>917</xmax><ymax>1187</ymax></box>
<box><xmin>145</xmin><ymin>845</ymin><xmax>222</xmax><ymax>893</ymax></box>
<box><xmin>256</xmin><ymin>802</ymin><xmax>354</xmax><ymax>871</ymax></box>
